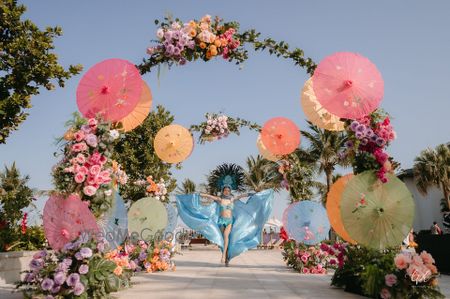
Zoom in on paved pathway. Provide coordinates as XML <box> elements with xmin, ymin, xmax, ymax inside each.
<box><xmin>3</xmin><ymin>246</ymin><xmax>449</xmax><ymax>298</ymax></box>
<box><xmin>115</xmin><ymin>246</ymin><xmax>364</xmax><ymax>299</ymax></box>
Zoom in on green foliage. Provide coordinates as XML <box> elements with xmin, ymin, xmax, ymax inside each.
<box><xmin>0</xmin><ymin>0</ymin><xmax>82</xmax><ymax>143</ymax></box>
<box><xmin>0</xmin><ymin>162</ymin><xmax>37</xmax><ymax>251</ymax></box>
<box><xmin>243</xmin><ymin>155</ymin><xmax>282</xmax><ymax>192</ymax></box>
<box><xmin>301</xmin><ymin>121</ymin><xmax>348</xmax><ymax>198</ymax></box>
<box><xmin>285</xmin><ymin>149</ymin><xmax>320</xmax><ymax>202</ymax></box>
<box><xmin>176</xmin><ymin>178</ymin><xmax>197</xmax><ymax>194</ymax></box>
<box><xmin>114</xmin><ymin>105</ymin><xmax>177</xmax><ymax>203</ymax></box>
<box><xmin>413</xmin><ymin>143</ymin><xmax>450</xmax><ymax>210</ymax></box>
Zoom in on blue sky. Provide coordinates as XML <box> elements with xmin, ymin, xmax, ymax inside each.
<box><xmin>1</xmin><ymin>1</ymin><xmax>449</xmax><ymax>223</ymax></box>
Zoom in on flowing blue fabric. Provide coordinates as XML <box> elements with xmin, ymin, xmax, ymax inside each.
<box><xmin>176</xmin><ymin>189</ymin><xmax>274</xmax><ymax>260</ymax></box>
<box><xmin>163</xmin><ymin>203</ymin><xmax>178</xmax><ymax>237</ymax></box>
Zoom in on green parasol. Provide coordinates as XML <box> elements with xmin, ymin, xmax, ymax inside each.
<box><xmin>341</xmin><ymin>171</ymin><xmax>415</xmax><ymax>250</ymax></box>
<box><xmin>128</xmin><ymin>197</ymin><xmax>168</xmax><ymax>242</ymax></box>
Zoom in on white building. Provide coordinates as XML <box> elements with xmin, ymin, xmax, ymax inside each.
<box><xmin>399</xmin><ymin>169</ymin><xmax>445</xmax><ymax>232</ymax></box>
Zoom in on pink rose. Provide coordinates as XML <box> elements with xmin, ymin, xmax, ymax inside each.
<box><xmin>310</xmin><ymin>267</ymin><xmax>317</xmax><ymax>274</ymax></box>
<box><xmin>85</xmin><ymin>134</ymin><xmax>98</xmax><ymax>148</ymax></box>
<box><xmin>300</xmin><ymin>255</ymin><xmax>308</xmax><ymax>263</ymax></box>
<box><xmin>79</xmin><ymin>166</ymin><xmax>89</xmax><ymax>175</ymax></box>
<box><xmin>74</xmin><ymin>131</ymin><xmax>85</xmax><ymax>142</ymax></box>
<box><xmin>90</xmin><ymin>152</ymin><xmax>102</xmax><ymax>164</ymax></box>
<box><xmin>80</xmin><ymin>125</ymin><xmax>91</xmax><ymax>134</ymax></box>
<box><xmin>394</xmin><ymin>253</ymin><xmax>411</xmax><ymax>270</ymax></box>
<box><xmin>64</xmin><ymin>166</ymin><xmax>74</xmax><ymax>173</ymax></box>
<box><xmin>385</xmin><ymin>274</ymin><xmax>397</xmax><ymax>287</ymax></box>
<box><xmin>302</xmin><ymin>267</ymin><xmax>309</xmax><ymax>274</ymax></box>
<box><xmin>88</xmin><ymin>118</ymin><xmax>98</xmax><ymax>128</ymax></box>
<box><xmin>76</xmin><ymin>154</ymin><xmax>86</xmax><ymax>164</ymax></box>
<box><xmin>90</xmin><ymin>165</ymin><xmax>101</xmax><ymax>176</ymax></box>
<box><xmin>83</xmin><ymin>186</ymin><xmax>97</xmax><ymax>197</ymax></box>
<box><xmin>99</xmin><ymin>155</ymin><xmax>107</xmax><ymax>165</ymax></box>
<box><xmin>380</xmin><ymin>288</ymin><xmax>391</xmax><ymax>299</ymax></box>
<box><xmin>87</xmin><ymin>176</ymin><xmax>96</xmax><ymax>186</ymax></box>
<box><xmin>72</xmin><ymin>142</ymin><xmax>87</xmax><ymax>152</ymax></box>
<box><xmin>426</xmin><ymin>263</ymin><xmax>438</xmax><ymax>274</ymax></box>
<box><xmin>74</xmin><ymin>173</ymin><xmax>86</xmax><ymax>184</ymax></box>
<box><xmin>420</xmin><ymin>251</ymin><xmax>435</xmax><ymax>265</ymax></box>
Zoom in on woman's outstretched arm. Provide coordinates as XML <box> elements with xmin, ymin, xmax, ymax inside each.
<box><xmin>199</xmin><ymin>193</ymin><xmax>221</xmax><ymax>202</ymax></box>
<box><xmin>232</xmin><ymin>192</ymin><xmax>255</xmax><ymax>202</ymax></box>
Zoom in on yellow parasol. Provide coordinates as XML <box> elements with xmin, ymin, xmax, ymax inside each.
<box><xmin>154</xmin><ymin>124</ymin><xmax>194</xmax><ymax>164</ymax></box>
<box><xmin>118</xmin><ymin>81</ymin><xmax>152</xmax><ymax>132</ymax></box>
<box><xmin>256</xmin><ymin>134</ymin><xmax>281</xmax><ymax>162</ymax></box>
<box><xmin>301</xmin><ymin>77</ymin><xmax>345</xmax><ymax>131</ymax></box>
<box><xmin>326</xmin><ymin>174</ymin><xmax>357</xmax><ymax>244</ymax></box>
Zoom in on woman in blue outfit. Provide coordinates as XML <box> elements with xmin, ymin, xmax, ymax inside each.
<box><xmin>200</xmin><ymin>185</ymin><xmax>251</xmax><ymax>265</ymax></box>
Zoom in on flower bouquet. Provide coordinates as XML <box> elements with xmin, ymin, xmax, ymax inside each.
<box><xmin>128</xmin><ymin>240</ymin><xmax>176</xmax><ymax>273</ymax></box>
<box><xmin>16</xmin><ymin>236</ymin><xmax>130</xmax><ymax>299</ymax></box>
<box><xmin>52</xmin><ymin>114</ymin><xmax>128</xmax><ymax>216</ymax></box>
<box><xmin>190</xmin><ymin>112</ymin><xmax>261</xmax><ymax>144</ymax></box>
<box><xmin>282</xmin><ymin>239</ymin><xmax>346</xmax><ymax>274</ymax></box>
<box><xmin>331</xmin><ymin>245</ymin><xmax>445</xmax><ymax>299</ymax></box>
<box><xmin>146</xmin><ymin>14</ymin><xmax>248</xmax><ymax>67</ymax></box>
<box><xmin>343</xmin><ymin>109</ymin><xmax>398</xmax><ymax>183</ymax></box>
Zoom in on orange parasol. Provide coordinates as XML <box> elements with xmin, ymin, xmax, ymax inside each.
<box><xmin>326</xmin><ymin>174</ymin><xmax>357</xmax><ymax>244</ymax></box>
<box><xmin>118</xmin><ymin>81</ymin><xmax>152</xmax><ymax>132</ymax></box>
<box><xmin>256</xmin><ymin>134</ymin><xmax>281</xmax><ymax>162</ymax></box>
<box><xmin>301</xmin><ymin>78</ymin><xmax>345</xmax><ymax>131</ymax></box>
<box><xmin>154</xmin><ymin>124</ymin><xmax>194</xmax><ymax>164</ymax></box>
<box><xmin>261</xmin><ymin>117</ymin><xmax>300</xmax><ymax>156</ymax></box>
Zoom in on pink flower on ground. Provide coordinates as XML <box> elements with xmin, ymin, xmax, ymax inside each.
<box><xmin>302</xmin><ymin>267</ymin><xmax>310</xmax><ymax>274</ymax></box>
<box><xmin>89</xmin><ymin>165</ymin><xmax>101</xmax><ymax>176</ymax></box>
<box><xmin>85</xmin><ymin>134</ymin><xmax>98</xmax><ymax>148</ymax></box>
<box><xmin>380</xmin><ymin>288</ymin><xmax>391</xmax><ymax>299</ymax></box>
<box><xmin>74</xmin><ymin>173</ymin><xmax>86</xmax><ymax>184</ymax></box>
<box><xmin>385</xmin><ymin>274</ymin><xmax>397</xmax><ymax>287</ymax></box>
<box><xmin>83</xmin><ymin>186</ymin><xmax>97</xmax><ymax>197</ymax></box>
<box><xmin>420</xmin><ymin>251</ymin><xmax>435</xmax><ymax>265</ymax></box>
<box><xmin>74</xmin><ymin>131</ymin><xmax>85</xmax><ymax>142</ymax></box>
<box><xmin>300</xmin><ymin>255</ymin><xmax>308</xmax><ymax>263</ymax></box>
<box><xmin>394</xmin><ymin>253</ymin><xmax>411</xmax><ymax>270</ymax></box>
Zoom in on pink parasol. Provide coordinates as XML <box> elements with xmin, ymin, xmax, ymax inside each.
<box><xmin>76</xmin><ymin>58</ymin><xmax>142</xmax><ymax>122</ymax></box>
<box><xmin>43</xmin><ymin>193</ymin><xmax>99</xmax><ymax>251</ymax></box>
<box><xmin>261</xmin><ymin>117</ymin><xmax>300</xmax><ymax>156</ymax></box>
<box><xmin>312</xmin><ymin>52</ymin><xmax>384</xmax><ymax>120</ymax></box>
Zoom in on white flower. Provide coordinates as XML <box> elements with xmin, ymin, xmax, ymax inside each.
<box><xmin>206</xmin><ymin>126</ymin><xmax>212</xmax><ymax>131</ymax></box>
<box><xmin>220</xmin><ymin>129</ymin><xmax>224</xmax><ymax>134</ymax></box>
<box><xmin>104</xmin><ymin>189</ymin><xmax>113</xmax><ymax>197</ymax></box>
<box><xmin>109</xmin><ymin>130</ymin><xmax>120</xmax><ymax>140</ymax></box>
<box><xmin>156</xmin><ymin>28</ymin><xmax>164</xmax><ymax>39</ymax></box>
<box><xmin>171</xmin><ymin>22</ymin><xmax>181</xmax><ymax>30</ymax></box>
<box><xmin>155</xmin><ymin>196</ymin><xmax>160</xmax><ymax>200</ymax></box>
<box><xmin>204</xmin><ymin>130</ymin><xmax>210</xmax><ymax>134</ymax></box>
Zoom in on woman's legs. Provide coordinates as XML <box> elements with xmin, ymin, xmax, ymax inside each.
<box><xmin>223</xmin><ymin>223</ymin><xmax>232</xmax><ymax>265</ymax></box>
<box><xmin>220</xmin><ymin>225</ymin><xmax>226</xmax><ymax>263</ymax></box>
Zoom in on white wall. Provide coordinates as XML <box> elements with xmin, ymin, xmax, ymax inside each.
<box><xmin>402</xmin><ymin>177</ymin><xmax>444</xmax><ymax>231</ymax></box>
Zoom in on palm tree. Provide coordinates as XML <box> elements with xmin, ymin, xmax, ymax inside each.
<box><xmin>176</xmin><ymin>179</ymin><xmax>197</xmax><ymax>194</ymax></box>
<box><xmin>301</xmin><ymin>121</ymin><xmax>348</xmax><ymax>196</ymax></box>
<box><xmin>243</xmin><ymin>155</ymin><xmax>282</xmax><ymax>192</ymax></box>
<box><xmin>413</xmin><ymin>144</ymin><xmax>450</xmax><ymax>210</ymax></box>
<box><xmin>285</xmin><ymin>148</ymin><xmax>322</xmax><ymax>202</ymax></box>
<box><xmin>315</xmin><ymin>173</ymin><xmax>343</xmax><ymax>203</ymax></box>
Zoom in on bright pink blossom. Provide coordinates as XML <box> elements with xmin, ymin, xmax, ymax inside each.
<box><xmin>83</xmin><ymin>186</ymin><xmax>97</xmax><ymax>197</ymax></box>
<box><xmin>74</xmin><ymin>131</ymin><xmax>85</xmax><ymax>142</ymax></box>
<box><xmin>74</xmin><ymin>173</ymin><xmax>86</xmax><ymax>184</ymax></box>
<box><xmin>394</xmin><ymin>253</ymin><xmax>411</xmax><ymax>270</ymax></box>
<box><xmin>385</xmin><ymin>274</ymin><xmax>397</xmax><ymax>287</ymax></box>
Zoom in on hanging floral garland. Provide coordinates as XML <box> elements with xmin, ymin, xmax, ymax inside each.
<box><xmin>139</xmin><ymin>14</ymin><xmax>317</xmax><ymax>75</ymax></box>
<box><xmin>189</xmin><ymin>112</ymin><xmax>261</xmax><ymax>143</ymax></box>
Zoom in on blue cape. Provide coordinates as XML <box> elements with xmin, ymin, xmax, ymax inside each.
<box><xmin>176</xmin><ymin>189</ymin><xmax>273</xmax><ymax>260</ymax></box>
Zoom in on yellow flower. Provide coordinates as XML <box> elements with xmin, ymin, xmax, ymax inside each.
<box><xmin>113</xmin><ymin>266</ymin><xmax>123</xmax><ymax>276</ymax></box>
<box><xmin>199</xmin><ymin>42</ymin><xmax>207</xmax><ymax>49</ymax></box>
<box><xmin>63</xmin><ymin>129</ymin><xmax>74</xmax><ymax>141</ymax></box>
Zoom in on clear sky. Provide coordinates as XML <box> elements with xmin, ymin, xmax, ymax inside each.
<box><xmin>1</xmin><ymin>1</ymin><xmax>449</xmax><ymax>223</ymax></box>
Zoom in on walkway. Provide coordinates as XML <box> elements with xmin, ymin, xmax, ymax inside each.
<box><xmin>115</xmin><ymin>246</ymin><xmax>363</xmax><ymax>299</ymax></box>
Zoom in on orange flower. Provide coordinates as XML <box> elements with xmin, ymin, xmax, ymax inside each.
<box><xmin>188</xmin><ymin>20</ymin><xmax>197</xmax><ymax>28</ymax></box>
<box><xmin>146</xmin><ymin>266</ymin><xmax>153</xmax><ymax>273</ymax></box>
<box><xmin>205</xmin><ymin>51</ymin><xmax>212</xmax><ymax>60</ymax></box>
<box><xmin>153</xmin><ymin>248</ymin><xmax>160</xmax><ymax>255</ymax></box>
<box><xmin>221</xmin><ymin>38</ymin><xmax>228</xmax><ymax>47</ymax></box>
<box><xmin>113</xmin><ymin>266</ymin><xmax>123</xmax><ymax>276</ymax></box>
<box><xmin>151</xmin><ymin>256</ymin><xmax>159</xmax><ymax>263</ymax></box>
<box><xmin>112</xmin><ymin>160</ymin><xmax>119</xmax><ymax>173</ymax></box>
<box><xmin>430</xmin><ymin>278</ymin><xmax>438</xmax><ymax>287</ymax></box>
<box><xmin>199</xmin><ymin>42</ymin><xmax>207</xmax><ymax>49</ymax></box>
<box><xmin>63</xmin><ymin>129</ymin><xmax>74</xmax><ymax>141</ymax></box>
<box><xmin>214</xmin><ymin>39</ymin><xmax>222</xmax><ymax>48</ymax></box>
<box><xmin>189</xmin><ymin>29</ymin><xmax>197</xmax><ymax>37</ymax></box>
